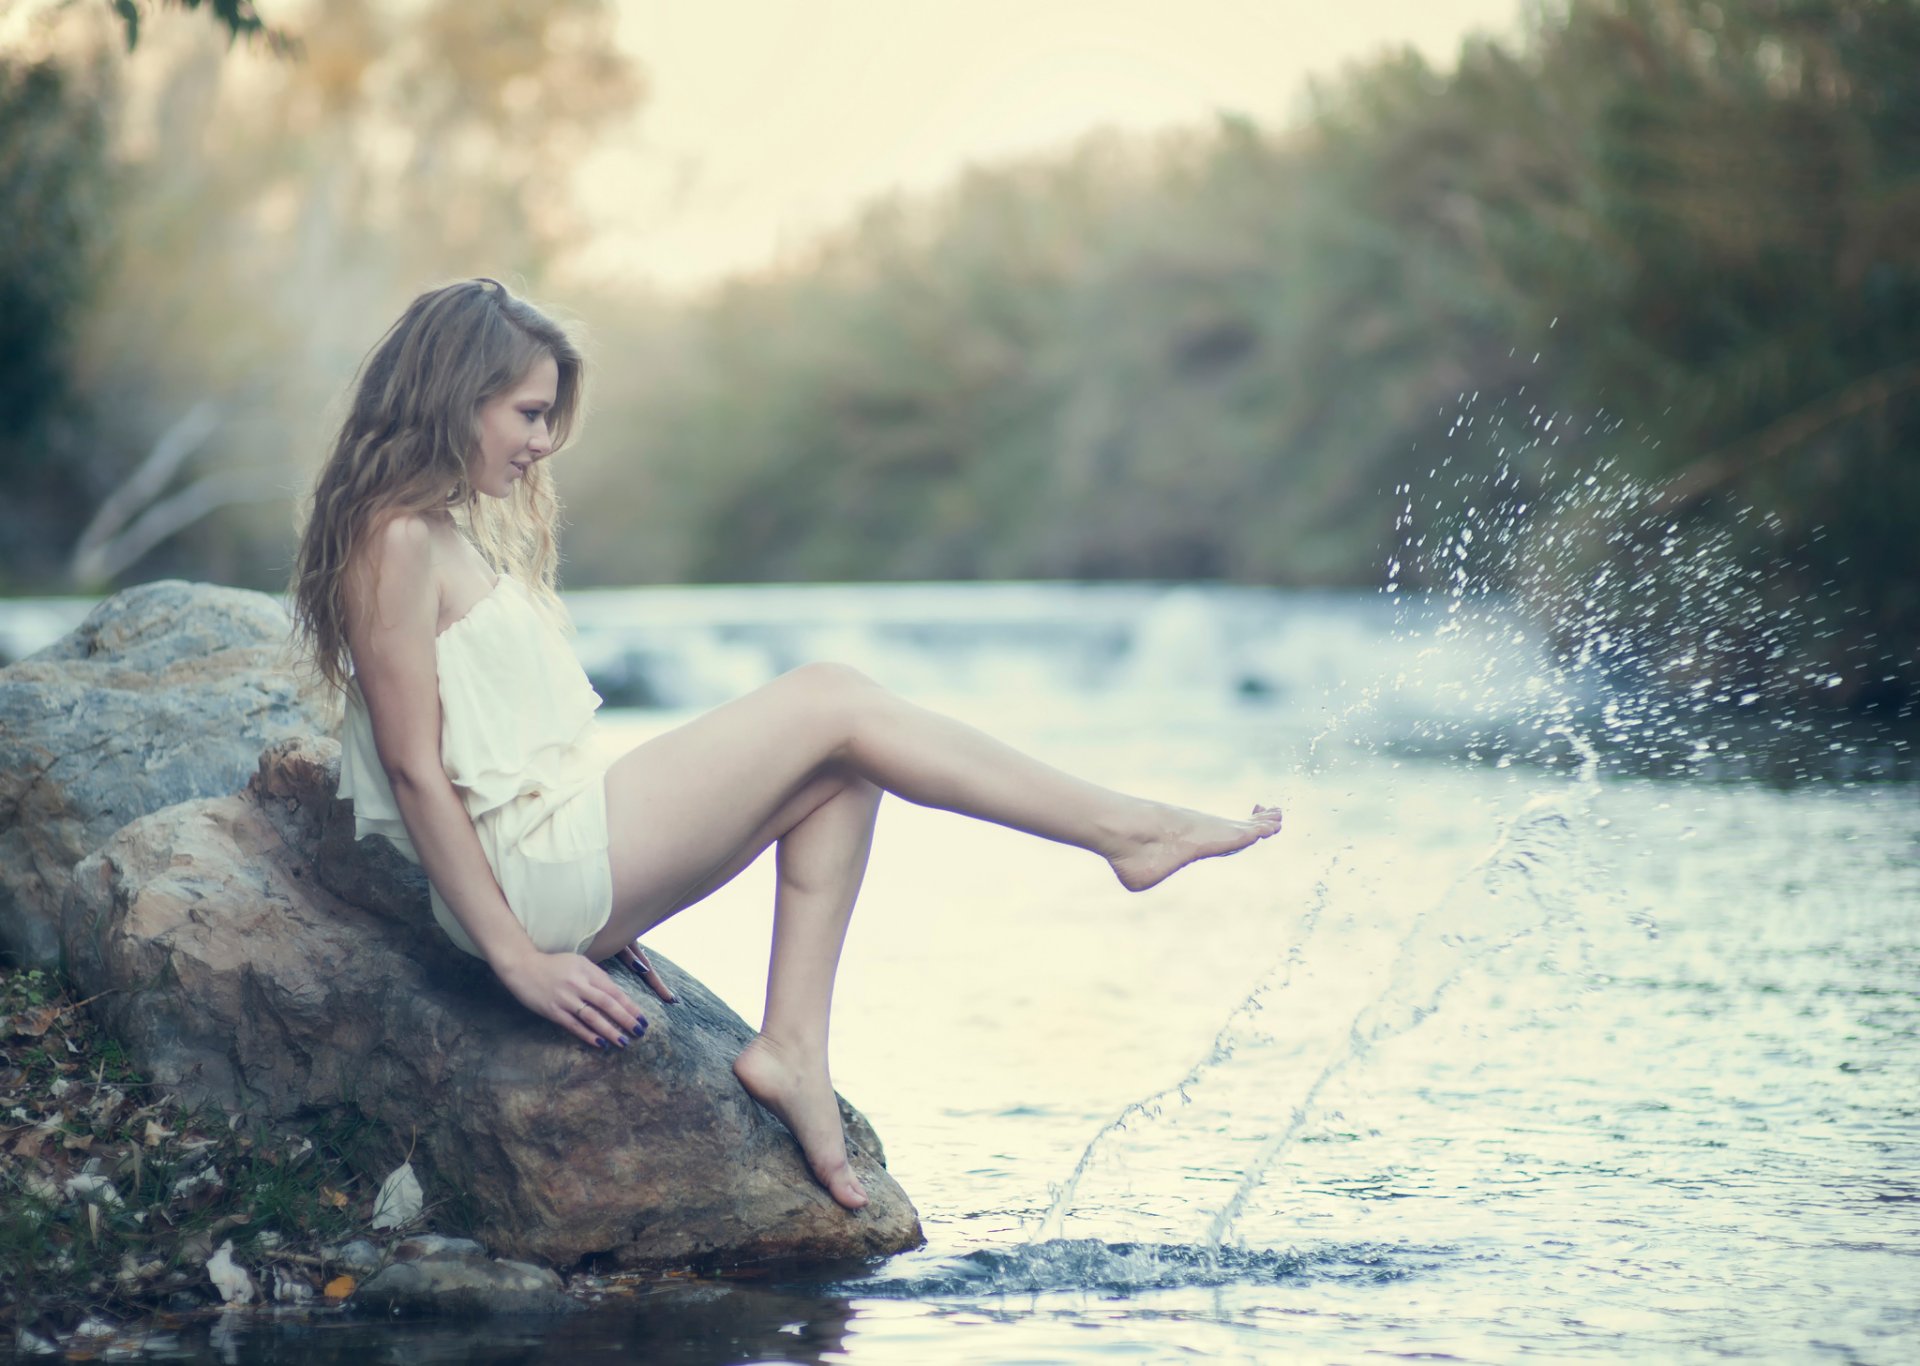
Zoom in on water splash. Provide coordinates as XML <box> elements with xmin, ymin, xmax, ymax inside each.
<box><xmin>1201</xmin><ymin>777</ymin><xmax>1600</xmax><ymax>1247</ymax></box>
<box><xmin>1034</xmin><ymin>881</ymin><xmax>1332</xmax><ymax>1242</ymax></box>
<box><xmin>1034</xmin><ymin>417</ymin><xmax>1805</xmax><ymax>1247</ymax></box>
<box><xmin>1375</xmin><ymin>388</ymin><xmax>1913</xmax><ymax>779</ymax></box>
<box><xmin>847</xmin><ymin>1238</ymin><xmax>1447</xmax><ymax>1299</ymax></box>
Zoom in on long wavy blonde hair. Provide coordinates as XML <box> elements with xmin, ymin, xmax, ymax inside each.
<box><xmin>290</xmin><ymin>278</ymin><xmax>586</xmax><ymax>693</ymax></box>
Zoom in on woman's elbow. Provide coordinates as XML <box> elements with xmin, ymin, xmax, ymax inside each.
<box><xmin>382</xmin><ymin>758</ymin><xmax>449</xmax><ymax>801</ymax></box>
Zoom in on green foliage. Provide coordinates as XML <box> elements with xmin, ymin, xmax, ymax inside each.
<box><xmin>0</xmin><ymin>0</ymin><xmax>639</xmax><ymax>594</ymax></box>
<box><xmin>109</xmin><ymin>0</ymin><xmax>292</xmax><ymax>55</ymax></box>
<box><xmin>0</xmin><ymin>48</ymin><xmax>111</xmax><ymax>583</ymax></box>
<box><xmin>2</xmin><ymin>0</ymin><xmax>1912</xmax><ymax>706</ymax></box>
<box><xmin>566</xmin><ymin>0</ymin><xmax>1920</xmax><ymax>708</ymax></box>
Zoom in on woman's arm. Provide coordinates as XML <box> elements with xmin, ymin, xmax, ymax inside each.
<box><xmin>344</xmin><ymin>514</ymin><xmax>645</xmax><ymax>1048</ymax></box>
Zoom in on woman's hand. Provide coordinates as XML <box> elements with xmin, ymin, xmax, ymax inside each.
<box><xmin>618</xmin><ymin>941</ymin><xmax>679</xmax><ymax>1004</ymax></box>
<box><xmin>498</xmin><ymin>950</ymin><xmax>648</xmax><ymax>1050</ymax></box>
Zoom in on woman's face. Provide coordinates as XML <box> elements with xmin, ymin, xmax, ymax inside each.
<box><xmin>470</xmin><ymin>352</ymin><xmax>560</xmax><ymax>498</ymax></box>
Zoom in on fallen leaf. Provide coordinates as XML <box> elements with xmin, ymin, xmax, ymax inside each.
<box><xmin>142</xmin><ymin>1119</ymin><xmax>174</xmax><ymax>1148</ymax></box>
<box><xmin>11</xmin><ymin>1006</ymin><xmax>58</xmax><ymax>1038</ymax></box>
<box><xmin>320</xmin><ymin>1185</ymin><xmax>349</xmax><ymax>1209</ymax></box>
<box><xmin>64</xmin><ymin>1172</ymin><xmax>122</xmax><ymax>1206</ymax></box>
<box><xmin>170</xmin><ymin>1165</ymin><xmax>224</xmax><ymax>1207</ymax></box>
<box><xmin>206</xmin><ymin>1239</ymin><xmax>256</xmax><ymax>1305</ymax></box>
<box><xmin>370</xmin><ymin>1161</ymin><xmax>422</xmax><ymax>1230</ymax></box>
<box><xmin>322</xmin><ymin>1275</ymin><xmax>355</xmax><ymax>1300</ymax></box>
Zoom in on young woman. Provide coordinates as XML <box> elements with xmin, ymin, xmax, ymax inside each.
<box><xmin>291</xmin><ymin>278</ymin><xmax>1283</xmax><ymax>1211</ymax></box>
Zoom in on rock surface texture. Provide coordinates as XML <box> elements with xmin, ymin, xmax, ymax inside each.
<box><xmin>62</xmin><ymin>733</ymin><xmax>925</xmax><ymax>1269</ymax></box>
<box><xmin>0</xmin><ymin>581</ymin><xmax>334</xmax><ymax>966</ymax></box>
<box><xmin>359</xmin><ymin>1236</ymin><xmax>572</xmax><ymax>1316</ymax></box>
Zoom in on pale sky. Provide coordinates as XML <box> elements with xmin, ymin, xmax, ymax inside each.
<box><xmin>572</xmin><ymin>0</ymin><xmax>1525</xmax><ymax>295</ymax></box>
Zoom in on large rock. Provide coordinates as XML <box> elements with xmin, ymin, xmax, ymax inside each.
<box><xmin>0</xmin><ymin>580</ymin><xmax>334</xmax><ymax>967</ymax></box>
<box><xmin>62</xmin><ymin>736</ymin><xmax>924</xmax><ymax>1270</ymax></box>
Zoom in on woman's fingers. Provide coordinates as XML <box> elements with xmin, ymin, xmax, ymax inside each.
<box><xmin>573</xmin><ymin>1002</ymin><xmax>633</xmax><ymax>1048</ymax></box>
<box><xmin>585</xmin><ymin>984</ymin><xmax>647</xmax><ymax>1038</ymax></box>
<box><xmin>541</xmin><ymin>956</ymin><xmax>646</xmax><ymax>1049</ymax></box>
<box><xmin>624</xmin><ymin>942</ymin><xmax>680</xmax><ymax>1003</ymax></box>
<box><xmin>551</xmin><ymin>1004</ymin><xmax>602</xmax><ymax>1049</ymax></box>
<box><xmin>575</xmin><ymin>961</ymin><xmax>646</xmax><ymax>1037</ymax></box>
<box><xmin>641</xmin><ymin>962</ymin><xmax>677</xmax><ymax>1003</ymax></box>
<box><xmin>500</xmin><ymin>951</ymin><xmax>647</xmax><ymax>1050</ymax></box>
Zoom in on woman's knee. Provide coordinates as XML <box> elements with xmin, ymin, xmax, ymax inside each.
<box><xmin>772</xmin><ymin>662</ymin><xmax>885</xmax><ymax>730</ymax></box>
<box><xmin>780</xmin><ymin>660</ymin><xmax>879</xmax><ymax>698</ymax></box>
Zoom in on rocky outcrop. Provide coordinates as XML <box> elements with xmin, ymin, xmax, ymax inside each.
<box><xmin>62</xmin><ymin>735</ymin><xmax>924</xmax><ymax>1270</ymax></box>
<box><xmin>0</xmin><ymin>581</ymin><xmax>334</xmax><ymax>967</ymax></box>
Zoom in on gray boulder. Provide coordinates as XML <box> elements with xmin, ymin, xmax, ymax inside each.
<box><xmin>62</xmin><ymin>736</ymin><xmax>924</xmax><ymax>1270</ymax></box>
<box><xmin>360</xmin><ymin>1239</ymin><xmax>572</xmax><ymax>1316</ymax></box>
<box><xmin>0</xmin><ymin>580</ymin><xmax>334</xmax><ymax>966</ymax></box>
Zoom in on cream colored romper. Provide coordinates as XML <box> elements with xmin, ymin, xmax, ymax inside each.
<box><xmin>338</xmin><ymin>575</ymin><xmax>618</xmax><ymax>958</ymax></box>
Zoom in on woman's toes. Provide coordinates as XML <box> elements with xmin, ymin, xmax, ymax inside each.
<box><xmin>823</xmin><ymin>1164</ymin><xmax>869</xmax><ymax>1210</ymax></box>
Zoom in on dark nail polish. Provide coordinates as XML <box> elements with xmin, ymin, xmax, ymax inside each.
<box><xmin>615</xmin><ymin>1035</ymin><xmax>629</xmax><ymax>1048</ymax></box>
<box><xmin>592</xmin><ymin>1038</ymin><xmax>605</xmax><ymax>1049</ymax></box>
<box><xmin>634</xmin><ymin>1018</ymin><xmax>648</xmax><ymax>1037</ymax></box>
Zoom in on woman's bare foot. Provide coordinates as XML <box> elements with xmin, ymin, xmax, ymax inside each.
<box><xmin>733</xmin><ymin>1034</ymin><xmax>869</xmax><ymax>1211</ymax></box>
<box><xmin>1108</xmin><ymin>802</ymin><xmax>1284</xmax><ymax>893</ymax></box>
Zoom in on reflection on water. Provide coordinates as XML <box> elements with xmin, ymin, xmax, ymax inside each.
<box><xmin>101</xmin><ymin>1278</ymin><xmax>858</xmax><ymax>1364</ymax></box>
<box><xmin>1</xmin><ymin>544</ymin><xmax>1914</xmax><ymax>1361</ymax></box>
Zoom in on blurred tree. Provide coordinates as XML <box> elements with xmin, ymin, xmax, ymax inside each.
<box><xmin>0</xmin><ymin>41</ymin><xmax>112</xmax><ymax>587</ymax></box>
<box><xmin>565</xmin><ymin>0</ymin><xmax>1918</xmax><ymax>710</ymax></box>
<box><xmin>0</xmin><ymin>0</ymin><xmax>640</xmax><ymax>591</ymax></box>
<box><xmin>106</xmin><ymin>0</ymin><xmax>291</xmax><ymax>53</ymax></box>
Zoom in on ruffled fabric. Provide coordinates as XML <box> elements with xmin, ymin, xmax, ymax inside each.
<box><xmin>337</xmin><ymin>575</ymin><xmax>609</xmax><ymax>858</ymax></box>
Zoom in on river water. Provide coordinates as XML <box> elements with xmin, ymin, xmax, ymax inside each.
<box><xmin>6</xmin><ymin>563</ymin><xmax>1914</xmax><ymax>1365</ymax></box>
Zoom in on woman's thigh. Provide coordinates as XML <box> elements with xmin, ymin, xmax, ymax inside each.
<box><xmin>593</xmin><ymin>665</ymin><xmax>864</xmax><ymax>940</ymax></box>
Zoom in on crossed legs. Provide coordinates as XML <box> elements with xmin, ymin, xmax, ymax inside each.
<box><xmin>585</xmin><ymin>662</ymin><xmax>1281</xmax><ymax>1209</ymax></box>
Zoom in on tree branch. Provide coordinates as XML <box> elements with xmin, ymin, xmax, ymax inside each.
<box><xmin>69</xmin><ymin>401</ymin><xmax>222</xmax><ymax>576</ymax></box>
<box><xmin>70</xmin><ymin>467</ymin><xmax>287</xmax><ymax>585</ymax></box>
<box><xmin>1653</xmin><ymin>359</ymin><xmax>1920</xmax><ymax>515</ymax></box>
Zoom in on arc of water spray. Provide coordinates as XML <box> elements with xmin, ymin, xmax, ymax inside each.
<box><xmin>1201</xmin><ymin>734</ymin><xmax>1601</xmax><ymax>1247</ymax></box>
<box><xmin>1034</xmin><ymin>726</ymin><xmax>1608</xmax><ymax>1250</ymax></box>
<box><xmin>1032</xmin><ymin>883</ymin><xmax>1332</xmax><ymax>1243</ymax></box>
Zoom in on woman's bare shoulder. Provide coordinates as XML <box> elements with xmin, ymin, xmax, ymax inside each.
<box><xmin>344</xmin><ymin>512</ymin><xmax>443</xmax><ymax>643</ymax></box>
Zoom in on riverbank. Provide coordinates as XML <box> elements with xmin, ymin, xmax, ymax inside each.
<box><xmin>0</xmin><ymin>964</ymin><xmax>378</xmax><ymax>1342</ymax></box>
<box><xmin>0</xmin><ymin>960</ymin><xmax>887</xmax><ymax>1356</ymax></box>
<box><xmin>0</xmin><ymin>964</ymin><xmax>650</xmax><ymax>1348</ymax></box>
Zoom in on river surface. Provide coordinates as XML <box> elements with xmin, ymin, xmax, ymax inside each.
<box><xmin>4</xmin><ymin>579</ymin><xmax>1916</xmax><ymax>1364</ymax></box>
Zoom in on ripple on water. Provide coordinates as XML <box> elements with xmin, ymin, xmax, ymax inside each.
<box><xmin>836</xmin><ymin>1237</ymin><xmax>1454</xmax><ymax>1299</ymax></box>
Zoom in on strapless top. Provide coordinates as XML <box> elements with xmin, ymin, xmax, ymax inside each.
<box><xmin>337</xmin><ymin>574</ymin><xmax>607</xmax><ymax>858</ymax></box>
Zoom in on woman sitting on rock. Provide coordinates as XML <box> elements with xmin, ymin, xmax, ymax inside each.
<box><xmin>289</xmin><ymin>278</ymin><xmax>1283</xmax><ymax>1212</ymax></box>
